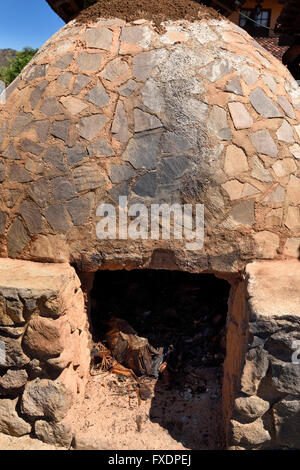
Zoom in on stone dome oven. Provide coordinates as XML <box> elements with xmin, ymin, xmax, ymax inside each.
<box><xmin>0</xmin><ymin>5</ymin><xmax>300</xmax><ymax>450</ymax></box>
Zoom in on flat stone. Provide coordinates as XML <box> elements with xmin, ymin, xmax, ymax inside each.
<box><xmin>207</xmin><ymin>105</ymin><xmax>232</xmax><ymax>140</ymax></box>
<box><xmin>30</xmin><ymin>81</ymin><xmax>47</xmax><ymax>109</ymax></box>
<box><xmin>76</xmin><ymin>52</ymin><xmax>102</xmax><ymax>72</ymax></box>
<box><xmin>44</xmin><ymin>146</ymin><xmax>66</xmax><ymax>172</ymax></box>
<box><xmin>230</xmin><ymin>200</ymin><xmax>255</xmax><ymax>226</ymax></box>
<box><xmin>277</xmin><ymin>96</ymin><xmax>296</xmax><ymax>120</ymax></box>
<box><xmin>51</xmin><ymin>177</ymin><xmax>75</xmax><ymax>201</ymax></box>
<box><xmin>109</xmin><ymin>182</ymin><xmax>130</xmax><ymax>203</ymax></box>
<box><xmin>234</xmin><ymin>396</ymin><xmax>269</xmax><ymax>421</ymax></box>
<box><xmin>283</xmin><ymin>238</ymin><xmax>300</xmax><ymax>258</ymax></box>
<box><xmin>54</xmin><ymin>53</ymin><xmax>73</xmax><ymax>69</ymax></box>
<box><xmin>11</xmin><ymin>112</ymin><xmax>34</xmax><ymax>137</ymax></box>
<box><xmin>122</xmin><ymin>133</ymin><xmax>162</xmax><ymax>170</ymax></box>
<box><xmin>45</xmin><ymin>204</ymin><xmax>72</xmax><ymax>233</ymax></box>
<box><xmin>228</xmin><ymin>102</ymin><xmax>253</xmax><ymax>129</ymax></box>
<box><xmin>222</xmin><ymin>180</ymin><xmax>244</xmax><ymax>200</ymax></box>
<box><xmin>0</xmin><ymin>326</ymin><xmax>24</xmax><ymax>339</ymax></box>
<box><xmin>121</xmin><ymin>25</ymin><xmax>151</xmax><ymax>46</ymax></box>
<box><xmin>250</xmin><ymin>88</ymin><xmax>282</xmax><ymax>118</ymax></box>
<box><xmin>240</xmin><ymin>347</ymin><xmax>269</xmax><ymax>395</ymax></box>
<box><xmin>290</xmin><ymin>143</ymin><xmax>300</xmax><ymax>159</ymax></box>
<box><xmin>66</xmin><ymin>193</ymin><xmax>94</xmax><ymax>226</ymax></box>
<box><xmin>250</xmin><ymin>130</ymin><xmax>278</xmax><ymax>158</ymax></box>
<box><xmin>226</xmin><ymin>77</ymin><xmax>243</xmax><ymax>96</ymax></box>
<box><xmin>0</xmin><ymin>122</ymin><xmax>7</xmax><ymax>148</ymax></box>
<box><xmin>9</xmin><ymin>164</ymin><xmax>32</xmax><ymax>183</ymax></box>
<box><xmin>112</xmin><ymin>102</ymin><xmax>130</xmax><ymax>143</ymax></box>
<box><xmin>262</xmin><ymin>185</ymin><xmax>285</xmax><ymax>204</ymax></box>
<box><xmin>262</xmin><ymin>73</ymin><xmax>277</xmax><ymax>93</ymax></box>
<box><xmin>240</xmin><ymin>66</ymin><xmax>259</xmax><ymax>86</ymax></box>
<box><xmin>51</xmin><ymin>120</ymin><xmax>70</xmax><ymax>143</ymax></box>
<box><xmin>0</xmin><ymin>335</ymin><xmax>30</xmax><ymax>367</ymax></box>
<box><xmin>0</xmin><ymin>163</ymin><xmax>5</xmax><ymax>183</ymax></box>
<box><xmin>28</xmin><ymin>178</ymin><xmax>50</xmax><ymax>208</ymax></box>
<box><xmin>23</xmin><ymin>316</ymin><xmax>71</xmax><ymax>359</ymax></box>
<box><xmin>224</xmin><ymin>145</ymin><xmax>249</xmax><ymax>176</ymax></box>
<box><xmin>66</xmin><ymin>145</ymin><xmax>87</xmax><ymax>166</ymax></box>
<box><xmin>87</xmin><ymin>137</ymin><xmax>114</xmax><ymax>157</ymax></box>
<box><xmin>273</xmin><ymin>397</ymin><xmax>300</xmax><ymax>448</ymax></box>
<box><xmin>254</xmin><ymin>231</ymin><xmax>280</xmax><ymax>259</ymax></box>
<box><xmin>86</xmin><ymin>82</ymin><xmax>110</xmax><ymax>107</ymax></box>
<box><xmin>285</xmin><ymin>206</ymin><xmax>300</xmax><ymax>231</ymax></box>
<box><xmin>286</xmin><ymin>175</ymin><xmax>300</xmax><ymax>205</ymax></box>
<box><xmin>73</xmin><ymin>162</ymin><xmax>106</xmax><ymax>192</ymax></box>
<box><xmin>251</xmin><ymin>156</ymin><xmax>272</xmax><ymax>182</ymax></box>
<box><xmin>60</xmin><ymin>96</ymin><xmax>88</xmax><ymax>115</ymax></box>
<box><xmin>19</xmin><ymin>200</ymin><xmax>42</xmax><ymax>234</ymax></box>
<box><xmin>34</xmin><ymin>120</ymin><xmax>50</xmax><ymax>143</ymax></box>
<box><xmin>25</xmin><ymin>65</ymin><xmax>47</xmax><ymax>82</ymax></box>
<box><xmin>78</xmin><ymin>114</ymin><xmax>108</xmax><ymax>140</ymax></box>
<box><xmin>162</xmin><ymin>132</ymin><xmax>192</xmax><ymax>155</ymax></box>
<box><xmin>20</xmin><ymin>138</ymin><xmax>43</xmax><ymax>156</ymax></box>
<box><xmin>119</xmin><ymin>80</ymin><xmax>138</xmax><ymax>97</ymax></box>
<box><xmin>110</xmin><ymin>164</ymin><xmax>136</xmax><ymax>184</ymax></box>
<box><xmin>272</xmin><ymin>158</ymin><xmax>297</xmax><ymax>177</ymax></box>
<box><xmin>40</xmin><ymin>97</ymin><xmax>63</xmax><ymax>116</ymax></box>
<box><xmin>57</xmin><ymin>72</ymin><xmax>73</xmax><ymax>89</ymax></box>
<box><xmin>72</xmin><ymin>74</ymin><xmax>91</xmax><ymax>95</ymax></box>
<box><xmin>21</xmin><ymin>379</ymin><xmax>73</xmax><ymax>422</ymax></box>
<box><xmin>276</xmin><ymin>120</ymin><xmax>295</xmax><ymax>143</ymax></box>
<box><xmin>141</xmin><ymin>78</ymin><xmax>165</xmax><ymax>114</ymax></box>
<box><xmin>0</xmin><ymin>398</ymin><xmax>31</xmax><ymax>437</ymax></box>
<box><xmin>3</xmin><ymin>143</ymin><xmax>20</xmax><ymax>160</ymax></box>
<box><xmin>0</xmin><ymin>369</ymin><xmax>28</xmax><ymax>394</ymax></box>
<box><xmin>35</xmin><ymin>419</ymin><xmax>73</xmax><ymax>448</ymax></box>
<box><xmin>101</xmin><ymin>57</ymin><xmax>129</xmax><ymax>81</ymax></box>
<box><xmin>133</xmin><ymin>173</ymin><xmax>157</xmax><ymax>198</ymax></box>
<box><xmin>134</xmin><ymin>109</ymin><xmax>162</xmax><ymax>133</ymax></box>
<box><xmin>0</xmin><ymin>211</ymin><xmax>7</xmax><ymax>235</ymax></box>
<box><xmin>85</xmin><ymin>27</ymin><xmax>112</xmax><ymax>50</ymax></box>
<box><xmin>231</xmin><ymin>419</ymin><xmax>271</xmax><ymax>447</ymax></box>
<box><xmin>133</xmin><ymin>50</ymin><xmax>167</xmax><ymax>80</ymax></box>
<box><xmin>160</xmin><ymin>156</ymin><xmax>191</xmax><ymax>184</ymax></box>
<box><xmin>200</xmin><ymin>59</ymin><xmax>233</xmax><ymax>83</ymax></box>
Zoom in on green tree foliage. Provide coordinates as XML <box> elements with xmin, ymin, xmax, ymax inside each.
<box><xmin>0</xmin><ymin>47</ymin><xmax>38</xmax><ymax>86</ymax></box>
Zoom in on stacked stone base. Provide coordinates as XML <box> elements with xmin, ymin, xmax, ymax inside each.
<box><xmin>224</xmin><ymin>260</ymin><xmax>300</xmax><ymax>450</ymax></box>
<box><xmin>0</xmin><ymin>259</ymin><xmax>90</xmax><ymax>448</ymax></box>
<box><xmin>1</xmin><ymin>258</ymin><xmax>300</xmax><ymax>449</ymax></box>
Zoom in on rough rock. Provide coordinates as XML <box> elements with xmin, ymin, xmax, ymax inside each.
<box><xmin>0</xmin><ymin>398</ymin><xmax>31</xmax><ymax>437</ymax></box>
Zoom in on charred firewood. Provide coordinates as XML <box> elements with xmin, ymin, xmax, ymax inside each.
<box><xmin>105</xmin><ymin>317</ymin><xmax>164</xmax><ymax>377</ymax></box>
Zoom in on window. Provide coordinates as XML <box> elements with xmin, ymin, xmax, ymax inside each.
<box><xmin>239</xmin><ymin>8</ymin><xmax>271</xmax><ymax>37</ymax></box>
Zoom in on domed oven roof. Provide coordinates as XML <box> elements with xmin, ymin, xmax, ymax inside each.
<box><xmin>0</xmin><ymin>14</ymin><xmax>299</xmax><ymax>273</ymax></box>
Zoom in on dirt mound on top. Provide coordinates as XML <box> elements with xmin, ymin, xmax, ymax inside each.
<box><xmin>76</xmin><ymin>0</ymin><xmax>221</xmax><ymax>29</ymax></box>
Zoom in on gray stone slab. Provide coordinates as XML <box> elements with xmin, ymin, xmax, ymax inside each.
<box><xmin>0</xmin><ymin>162</ymin><xmax>5</xmax><ymax>183</ymax></box>
<box><xmin>86</xmin><ymin>82</ymin><xmax>110</xmax><ymax>107</ymax></box>
<box><xmin>3</xmin><ymin>144</ymin><xmax>20</xmax><ymax>160</ymax></box>
<box><xmin>9</xmin><ymin>164</ymin><xmax>33</xmax><ymax>183</ymax></box>
<box><xmin>85</xmin><ymin>28</ymin><xmax>112</xmax><ymax>50</ymax></box>
<box><xmin>87</xmin><ymin>137</ymin><xmax>114</xmax><ymax>157</ymax></box>
<box><xmin>101</xmin><ymin>58</ymin><xmax>129</xmax><ymax>81</ymax></box>
<box><xmin>133</xmin><ymin>173</ymin><xmax>157</xmax><ymax>198</ymax></box>
<box><xmin>73</xmin><ymin>162</ymin><xmax>106</xmax><ymax>192</ymax></box>
<box><xmin>30</xmin><ymin>81</ymin><xmax>47</xmax><ymax>109</ymax></box>
<box><xmin>119</xmin><ymin>80</ymin><xmax>138</xmax><ymax>97</ymax></box>
<box><xmin>20</xmin><ymin>138</ymin><xmax>43</xmax><ymax>156</ymax></box>
<box><xmin>51</xmin><ymin>177</ymin><xmax>75</xmax><ymax>201</ymax></box>
<box><xmin>66</xmin><ymin>145</ymin><xmax>87</xmax><ymax>166</ymax></box>
<box><xmin>250</xmin><ymin>130</ymin><xmax>278</xmax><ymax>158</ymax></box>
<box><xmin>228</xmin><ymin>102</ymin><xmax>253</xmax><ymax>130</ymax></box>
<box><xmin>78</xmin><ymin>114</ymin><xmax>108</xmax><ymax>140</ymax></box>
<box><xmin>277</xmin><ymin>96</ymin><xmax>296</xmax><ymax>120</ymax></box>
<box><xmin>72</xmin><ymin>74</ymin><xmax>91</xmax><ymax>95</ymax></box>
<box><xmin>250</xmin><ymin>88</ymin><xmax>282</xmax><ymax>118</ymax></box>
<box><xmin>230</xmin><ymin>200</ymin><xmax>254</xmax><ymax>226</ymax></box>
<box><xmin>162</xmin><ymin>132</ymin><xmax>193</xmax><ymax>155</ymax></box>
<box><xmin>57</xmin><ymin>72</ymin><xmax>73</xmax><ymax>89</ymax></box>
<box><xmin>45</xmin><ymin>204</ymin><xmax>72</xmax><ymax>233</ymax></box>
<box><xmin>76</xmin><ymin>52</ymin><xmax>102</xmax><ymax>72</ymax></box>
<box><xmin>122</xmin><ymin>133</ymin><xmax>162</xmax><ymax>170</ymax></box>
<box><xmin>276</xmin><ymin>120</ymin><xmax>295</xmax><ymax>143</ymax></box>
<box><xmin>111</xmin><ymin>102</ymin><xmax>130</xmax><ymax>143</ymax></box>
<box><xmin>199</xmin><ymin>59</ymin><xmax>233</xmax><ymax>83</ymax></box>
<box><xmin>110</xmin><ymin>164</ymin><xmax>136</xmax><ymax>184</ymax></box>
<box><xmin>34</xmin><ymin>121</ymin><xmax>50</xmax><ymax>143</ymax></box>
<box><xmin>134</xmin><ymin>109</ymin><xmax>162</xmax><ymax>133</ymax></box>
<box><xmin>226</xmin><ymin>77</ymin><xmax>243</xmax><ymax>96</ymax></box>
<box><xmin>240</xmin><ymin>66</ymin><xmax>259</xmax><ymax>86</ymax></box>
<box><xmin>66</xmin><ymin>193</ymin><xmax>94</xmax><ymax>226</ymax></box>
<box><xmin>7</xmin><ymin>219</ymin><xmax>30</xmax><ymax>258</ymax></box>
<box><xmin>19</xmin><ymin>200</ymin><xmax>42</xmax><ymax>234</ymax></box>
<box><xmin>159</xmin><ymin>156</ymin><xmax>191</xmax><ymax>184</ymax></box>
<box><xmin>0</xmin><ymin>210</ymin><xmax>7</xmax><ymax>235</ymax></box>
<box><xmin>27</xmin><ymin>178</ymin><xmax>50</xmax><ymax>208</ymax></box>
<box><xmin>207</xmin><ymin>105</ymin><xmax>232</xmax><ymax>140</ymax></box>
<box><xmin>11</xmin><ymin>112</ymin><xmax>34</xmax><ymax>137</ymax></box>
<box><xmin>54</xmin><ymin>53</ymin><xmax>74</xmax><ymax>70</ymax></box>
<box><xmin>44</xmin><ymin>146</ymin><xmax>66</xmax><ymax>172</ymax></box>
<box><xmin>51</xmin><ymin>120</ymin><xmax>70</xmax><ymax>143</ymax></box>
<box><xmin>25</xmin><ymin>65</ymin><xmax>47</xmax><ymax>82</ymax></box>
<box><xmin>40</xmin><ymin>97</ymin><xmax>63</xmax><ymax>116</ymax></box>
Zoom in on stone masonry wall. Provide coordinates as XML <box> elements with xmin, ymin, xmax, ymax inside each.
<box><xmin>0</xmin><ymin>17</ymin><xmax>299</xmax><ymax>274</ymax></box>
<box><xmin>0</xmin><ymin>259</ymin><xmax>89</xmax><ymax>447</ymax></box>
<box><xmin>224</xmin><ymin>260</ymin><xmax>300</xmax><ymax>450</ymax></box>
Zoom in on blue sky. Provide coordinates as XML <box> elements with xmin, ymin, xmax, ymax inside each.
<box><xmin>0</xmin><ymin>1</ymin><xmax>65</xmax><ymax>50</ymax></box>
